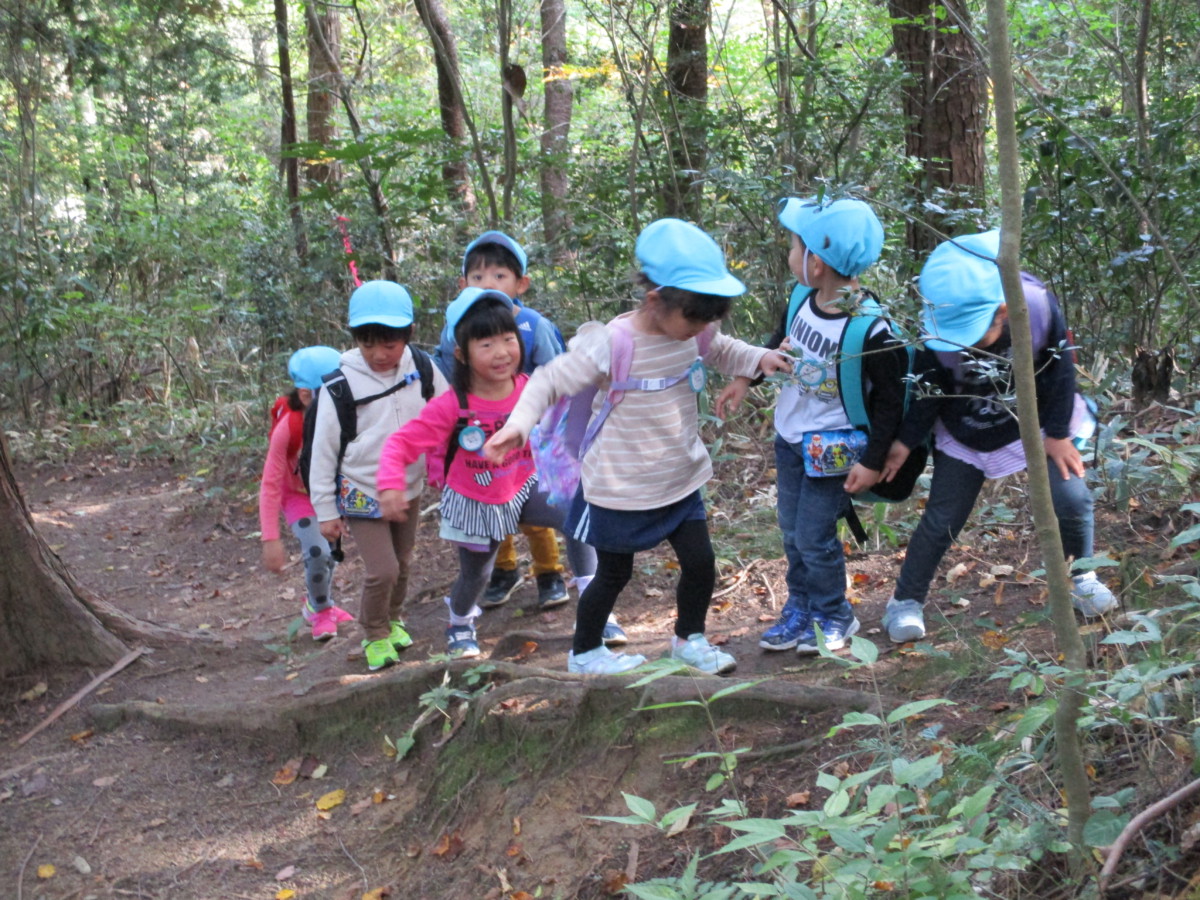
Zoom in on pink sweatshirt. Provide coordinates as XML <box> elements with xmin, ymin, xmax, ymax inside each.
<box><xmin>258</xmin><ymin>412</ymin><xmax>315</xmax><ymax>541</ymax></box>
<box><xmin>378</xmin><ymin>374</ymin><xmax>535</xmax><ymax>502</ymax></box>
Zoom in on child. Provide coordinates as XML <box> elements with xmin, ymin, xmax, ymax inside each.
<box><xmin>752</xmin><ymin>197</ymin><xmax>906</xmax><ymax>655</ymax></box>
<box><xmin>309</xmin><ymin>281</ymin><xmax>450</xmax><ymax>671</ymax></box>
<box><xmin>260</xmin><ymin>345</ymin><xmax>353</xmax><ymax>641</ymax></box>
<box><xmin>880</xmin><ymin>230</ymin><xmax>1116</xmax><ymax>643</ymax></box>
<box><xmin>433</xmin><ymin>231</ymin><xmax>575</xmax><ymax>614</ymax></box>
<box><xmin>377</xmin><ymin>288</ymin><xmax>598</xmax><ymax>659</ymax></box>
<box><xmin>485</xmin><ymin>219</ymin><xmax>793</xmax><ymax>675</ymax></box>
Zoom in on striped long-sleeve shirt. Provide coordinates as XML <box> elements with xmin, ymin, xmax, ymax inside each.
<box><xmin>505</xmin><ymin>313</ymin><xmax>768</xmax><ymax>511</ymax></box>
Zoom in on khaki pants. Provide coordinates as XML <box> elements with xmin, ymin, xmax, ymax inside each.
<box><xmin>348</xmin><ymin>500</ymin><xmax>420</xmax><ymax>642</ymax></box>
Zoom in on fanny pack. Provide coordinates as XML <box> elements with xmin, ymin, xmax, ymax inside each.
<box><xmin>801</xmin><ymin>429</ymin><xmax>867</xmax><ymax>477</ymax></box>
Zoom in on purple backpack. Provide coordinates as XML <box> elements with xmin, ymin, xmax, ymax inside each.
<box><xmin>531</xmin><ymin>316</ymin><xmax>717</xmax><ymax>506</ymax></box>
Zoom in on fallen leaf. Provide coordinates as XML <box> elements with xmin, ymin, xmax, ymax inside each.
<box><xmin>945</xmin><ymin>562</ymin><xmax>973</xmax><ymax>584</ymax></box>
<box><xmin>92</xmin><ymin>775</ymin><xmax>118</xmax><ymax>788</ymax></box>
<box><xmin>273</xmin><ymin>758</ymin><xmax>302</xmax><ymax>786</ymax></box>
<box><xmin>506</xmin><ymin>842</ymin><xmax>524</xmax><ymax>857</ymax></box>
<box><xmin>309</xmin><ymin>763</ymin><xmax>328</xmax><ymax>780</ymax></box>
<box><xmin>362</xmin><ymin>887</ymin><xmax>392</xmax><ymax>900</ymax></box>
<box><xmin>980</xmin><ymin>630</ymin><xmax>1010</xmax><ymax>650</ymax></box>
<box><xmin>990</xmin><ymin>564</ymin><xmax>1014</xmax><ymax>577</ymax></box>
<box><xmin>298</xmin><ymin>756</ymin><xmax>322</xmax><ymax>778</ymax></box>
<box><xmin>276</xmin><ymin>890</ymin><xmax>296</xmax><ymax>900</ymax></box>
<box><xmin>405</xmin><ymin>843</ymin><xmax>422</xmax><ymax>858</ymax></box>
<box><xmin>852</xmin><ymin>573</ymin><xmax>871</xmax><ymax>585</ymax></box>
<box><xmin>431</xmin><ymin>830</ymin><xmax>465</xmax><ymax>859</ymax></box>
<box><xmin>511</xmin><ymin>641</ymin><xmax>538</xmax><ymax>661</ymax></box>
<box><xmin>146</xmin><ymin>818</ymin><xmax>167</xmax><ymax>828</ymax></box>
<box><xmin>510</xmin><ymin>893</ymin><xmax>535</xmax><ymax>900</ymax></box>
<box><xmin>21</xmin><ymin>682</ymin><xmax>48</xmax><ymax>704</ymax></box>
<box><xmin>786</xmin><ymin>791</ymin><xmax>811</xmax><ymax>808</ymax></box>
<box><xmin>600</xmin><ymin>869</ymin><xmax>628</xmax><ymax>894</ymax></box>
<box><xmin>373</xmin><ymin>791</ymin><xmax>387</xmax><ymax>804</ymax></box>
<box><xmin>989</xmin><ymin>701</ymin><xmax>1013</xmax><ymax>712</ymax></box>
<box><xmin>275</xmin><ymin>864</ymin><xmax>296</xmax><ymax>880</ymax></box>
<box><xmin>37</xmin><ymin>864</ymin><xmax>55</xmax><ymax>879</ymax></box>
<box><xmin>512</xmin><ymin>816</ymin><xmax>521</xmax><ymax>836</ymax></box>
<box><xmin>316</xmin><ymin>789</ymin><xmax>345</xmax><ymax>811</ymax></box>
<box><xmin>69</xmin><ymin>729</ymin><xmax>94</xmax><ymax>743</ymax></box>
<box><xmin>239</xmin><ymin>859</ymin><xmax>264</xmax><ymax>870</ymax></box>
<box><xmin>195</xmin><ymin>675</ymin><xmax>209</xmax><ymax>683</ymax></box>
<box><xmin>350</xmin><ymin>797</ymin><xmax>373</xmax><ymax>815</ymax></box>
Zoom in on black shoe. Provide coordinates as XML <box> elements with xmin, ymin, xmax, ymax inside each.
<box><xmin>536</xmin><ymin>572</ymin><xmax>569</xmax><ymax>608</ymax></box>
<box><xmin>482</xmin><ymin>567</ymin><xmax>521</xmax><ymax>608</ymax></box>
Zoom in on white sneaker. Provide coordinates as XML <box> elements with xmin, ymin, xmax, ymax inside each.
<box><xmin>670</xmin><ymin>633</ymin><xmax>736</xmax><ymax>675</ymax></box>
<box><xmin>1071</xmin><ymin>572</ymin><xmax>1117</xmax><ymax>617</ymax></box>
<box><xmin>882</xmin><ymin>598</ymin><xmax>926</xmax><ymax>643</ymax></box>
<box><xmin>568</xmin><ymin>645</ymin><xmax>646</xmax><ymax>674</ymax></box>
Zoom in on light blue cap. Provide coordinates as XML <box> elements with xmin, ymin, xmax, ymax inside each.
<box><xmin>446</xmin><ymin>287</ymin><xmax>514</xmax><ymax>334</ymax></box>
<box><xmin>463</xmin><ymin>230</ymin><xmax>527</xmax><ymax>276</ymax></box>
<box><xmin>918</xmin><ymin>229</ymin><xmax>1004</xmax><ymax>351</ymax></box>
<box><xmin>635</xmin><ymin>218</ymin><xmax>746</xmax><ymax>296</ymax></box>
<box><xmin>347</xmin><ymin>280</ymin><xmax>414</xmax><ymax>329</ymax></box>
<box><xmin>287</xmin><ymin>345</ymin><xmax>341</xmax><ymax>390</ymax></box>
<box><xmin>777</xmin><ymin>197</ymin><xmax>884</xmax><ymax>277</ymax></box>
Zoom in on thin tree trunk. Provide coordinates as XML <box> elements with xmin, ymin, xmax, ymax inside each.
<box><xmin>499</xmin><ymin>0</ymin><xmax>516</xmax><ymax>222</ymax></box>
<box><xmin>888</xmin><ymin>0</ymin><xmax>985</xmax><ymax>256</ymax></box>
<box><xmin>0</xmin><ymin>434</ymin><xmax>127</xmax><ymax>676</ymax></box>
<box><xmin>305</xmin><ymin>1</ymin><xmax>341</xmax><ymax>186</ymax></box>
<box><xmin>273</xmin><ymin>0</ymin><xmax>308</xmax><ymax>261</ymax></box>
<box><xmin>539</xmin><ymin>0</ymin><xmax>573</xmax><ymax>254</ymax></box>
<box><xmin>663</xmin><ymin>0</ymin><xmax>708</xmax><ymax>220</ymax></box>
<box><xmin>984</xmin><ymin>0</ymin><xmax>1091</xmax><ymax>870</ymax></box>
<box><xmin>412</xmin><ymin>0</ymin><xmax>483</xmax><ymax>214</ymax></box>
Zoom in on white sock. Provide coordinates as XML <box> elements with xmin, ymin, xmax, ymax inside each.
<box><xmin>445</xmin><ymin>596</ymin><xmax>481</xmax><ymax>626</ymax></box>
<box><xmin>574</xmin><ymin>574</ymin><xmax>594</xmax><ymax>594</ymax></box>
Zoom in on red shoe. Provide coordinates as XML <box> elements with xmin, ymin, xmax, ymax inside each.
<box><xmin>302</xmin><ymin>600</ymin><xmax>339</xmax><ymax>641</ymax></box>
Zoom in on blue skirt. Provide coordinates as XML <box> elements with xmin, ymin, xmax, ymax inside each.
<box><xmin>565</xmin><ymin>489</ymin><xmax>706</xmax><ymax>554</ymax></box>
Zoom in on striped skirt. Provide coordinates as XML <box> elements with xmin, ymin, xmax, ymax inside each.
<box><xmin>440</xmin><ymin>476</ymin><xmax>536</xmax><ymax>543</ymax></box>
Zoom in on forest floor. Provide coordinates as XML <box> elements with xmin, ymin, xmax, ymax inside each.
<box><xmin>0</xmin><ymin>439</ymin><xmax>1185</xmax><ymax>900</ymax></box>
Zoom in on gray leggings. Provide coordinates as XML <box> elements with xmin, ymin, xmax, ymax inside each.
<box><xmin>290</xmin><ymin>515</ymin><xmax>337</xmax><ymax>610</ymax></box>
<box><xmin>449</xmin><ymin>490</ymin><xmax>597</xmax><ymax>618</ymax></box>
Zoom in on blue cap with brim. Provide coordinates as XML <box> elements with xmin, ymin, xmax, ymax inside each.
<box><xmin>287</xmin><ymin>345</ymin><xmax>342</xmax><ymax>390</ymax></box>
<box><xmin>463</xmin><ymin>230</ymin><xmax>528</xmax><ymax>276</ymax></box>
<box><xmin>347</xmin><ymin>281</ymin><xmax>415</xmax><ymax>329</ymax></box>
<box><xmin>918</xmin><ymin>229</ymin><xmax>1004</xmax><ymax>351</ymax></box>
<box><xmin>777</xmin><ymin>197</ymin><xmax>884</xmax><ymax>277</ymax></box>
<box><xmin>635</xmin><ymin>219</ymin><xmax>746</xmax><ymax>296</ymax></box>
<box><xmin>446</xmin><ymin>287</ymin><xmax>515</xmax><ymax>335</ymax></box>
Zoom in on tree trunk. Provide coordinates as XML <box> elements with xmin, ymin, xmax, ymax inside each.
<box><xmin>305</xmin><ymin>1</ymin><xmax>342</xmax><ymax>186</ymax></box>
<box><xmin>539</xmin><ymin>0</ymin><xmax>573</xmax><ymax>254</ymax></box>
<box><xmin>273</xmin><ymin>0</ymin><xmax>309</xmax><ymax>261</ymax></box>
<box><xmin>663</xmin><ymin>0</ymin><xmax>708</xmax><ymax>220</ymax></box>
<box><xmin>888</xmin><ymin>0</ymin><xmax>986</xmax><ymax>256</ymax></box>
<box><xmin>412</xmin><ymin>0</ymin><xmax>479</xmax><ymax>212</ymax></box>
<box><xmin>984</xmin><ymin>0</ymin><xmax>1091</xmax><ymax>868</ymax></box>
<box><xmin>0</xmin><ymin>435</ymin><xmax>127</xmax><ymax>676</ymax></box>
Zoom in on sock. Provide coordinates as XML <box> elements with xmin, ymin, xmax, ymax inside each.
<box><xmin>445</xmin><ymin>595</ymin><xmax>481</xmax><ymax>626</ymax></box>
<box><xmin>574</xmin><ymin>574</ymin><xmax>594</xmax><ymax>594</ymax></box>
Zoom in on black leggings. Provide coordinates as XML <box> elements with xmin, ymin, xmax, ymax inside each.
<box><xmin>573</xmin><ymin>518</ymin><xmax>715</xmax><ymax>654</ymax></box>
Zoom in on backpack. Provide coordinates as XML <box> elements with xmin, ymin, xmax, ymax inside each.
<box><xmin>784</xmin><ymin>283</ymin><xmax>927</xmax><ymax>543</ymax></box>
<box><xmin>298</xmin><ymin>346</ymin><xmax>436</xmax><ymax>494</ymax></box>
<box><xmin>268</xmin><ymin>396</ymin><xmax>304</xmax><ymax>461</ymax></box>
<box><xmin>530</xmin><ymin>316</ymin><xmax>716</xmax><ymax>506</ymax></box>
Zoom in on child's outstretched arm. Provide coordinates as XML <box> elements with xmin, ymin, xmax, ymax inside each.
<box><xmin>483</xmin><ymin>424</ymin><xmax>524</xmax><ymax>464</ymax></box>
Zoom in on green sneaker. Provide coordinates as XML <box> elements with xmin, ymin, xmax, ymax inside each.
<box><xmin>362</xmin><ymin>638</ymin><xmax>400</xmax><ymax>672</ymax></box>
<box><xmin>388</xmin><ymin>620</ymin><xmax>413</xmax><ymax>650</ymax></box>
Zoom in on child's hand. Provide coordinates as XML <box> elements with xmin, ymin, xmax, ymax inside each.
<box><xmin>319</xmin><ymin>518</ymin><xmax>345</xmax><ymax>542</ymax></box>
<box><xmin>379</xmin><ymin>489</ymin><xmax>409</xmax><ymax>522</ymax></box>
<box><xmin>715</xmin><ymin>376</ymin><xmax>752</xmax><ymax>419</ymax></box>
<box><xmin>483</xmin><ymin>425</ymin><xmax>524</xmax><ymax>464</ymax></box>
<box><xmin>1044</xmin><ymin>436</ymin><xmax>1085</xmax><ymax>480</ymax></box>
<box><xmin>261</xmin><ymin>539</ymin><xmax>286</xmax><ymax>573</ymax></box>
<box><xmin>879</xmin><ymin>440</ymin><xmax>911</xmax><ymax>482</ymax></box>
<box><xmin>758</xmin><ymin>349</ymin><xmax>793</xmax><ymax>377</ymax></box>
<box><xmin>779</xmin><ymin>337</ymin><xmax>794</xmax><ymax>353</ymax></box>
<box><xmin>844</xmin><ymin>463</ymin><xmax>881</xmax><ymax>495</ymax></box>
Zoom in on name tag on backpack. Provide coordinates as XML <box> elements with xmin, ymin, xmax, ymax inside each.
<box><xmin>800</xmin><ymin>429</ymin><xmax>867</xmax><ymax>478</ymax></box>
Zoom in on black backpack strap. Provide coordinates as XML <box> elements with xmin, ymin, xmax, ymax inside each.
<box><xmin>410</xmin><ymin>346</ymin><xmax>436</xmax><ymax>402</ymax></box>
<box><xmin>320</xmin><ymin>371</ymin><xmax>359</xmax><ymax>473</ymax></box>
<box><xmin>443</xmin><ymin>386</ymin><xmax>471</xmax><ymax>479</ymax></box>
<box><xmin>842</xmin><ymin>504</ymin><xmax>869</xmax><ymax>545</ymax></box>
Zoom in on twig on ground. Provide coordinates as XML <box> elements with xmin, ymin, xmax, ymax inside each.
<box><xmin>712</xmin><ymin>558</ymin><xmax>764</xmax><ymax>600</ymax></box>
<box><xmin>16</xmin><ymin>832</ymin><xmax>42</xmax><ymax>900</ymax></box>
<box><xmin>0</xmin><ymin>753</ymin><xmax>74</xmax><ymax>783</ymax></box>
<box><xmin>18</xmin><ymin>646</ymin><xmax>147</xmax><ymax>746</ymax></box>
<box><xmin>336</xmin><ymin>832</ymin><xmax>369</xmax><ymax>892</ymax></box>
<box><xmin>759</xmin><ymin>571</ymin><xmax>777</xmax><ymax>610</ymax></box>
<box><xmin>1099</xmin><ymin>773</ymin><xmax>1200</xmax><ymax>894</ymax></box>
<box><xmin>625</xmin><ymin>838</ymin><xmax>640</xmax><ymax>882</ymax></box>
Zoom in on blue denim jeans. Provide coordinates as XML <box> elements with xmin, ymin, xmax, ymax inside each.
<box><xmin>895</xmin><ymin>449</ymin><xmax>1096</xmax><ymax>604</ymax></box>
<box><xmin>775</xmin><ymin>435</ymin><xmax>853</xmax><ymax>622</ymax></box>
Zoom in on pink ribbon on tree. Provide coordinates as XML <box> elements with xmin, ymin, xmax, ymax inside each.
<box><xmin>335</xmin><ymin>216</ymin><xmax>363</xmax><ymax>287</ymax></box>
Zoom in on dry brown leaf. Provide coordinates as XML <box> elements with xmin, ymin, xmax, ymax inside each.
<box><xmin>431</xmin><ymin>831</ymin><xmax>465</xmax><ymax>859</ymax></box>
<box><xmin>506</xmin><ymin>842</ymin><xmax>524</xmax><ymax>857</ymax></box>
<box><xmin>239</xmin><ymin>859</ymin><xmax>264</xmax><ymax>870</ymax></box>
<box><xmin>786</xmin><ymin>791</ymin><xmax>811</xmax><ymax>808</ymax></box>
<box><xmin>298</xmin><ymin>756</ymin><xmax>322</xmax><ymax>778</ymax></box>
<box><xmin>512</xmin><ymin>816</ymin><xmax>521</xmax><ymax>836</ymax></box>
<box><xmin>69</xmin><ymin>729</ymin><xmax>94</xmax><ymax>743</ymax></box>
<box><xmin>980</xmin><ymin>631</ymin><xmax>1010</xmax><ymax>650</ymax></box>
<box><xmin>945</xmin><ymin>562</ymin><xmax>973</xmax><ymax>584</ymax></box>
<box><xmin>600</xmin><ymin>869</ymin><xmax>628</xmax><ymax>894</ymax></box>
<box><xmin>92</xmin><ymin>776</ymin><xmax>118</xmax><ymax>788</ymax></box>
<box><xmin>273</xmin><ymin>758</ymin><xmax>302</xmax><ymax>786</ymax></box>
<box><xmin>361</xmin><ymin>887</ymin><xmax>392</xmax><ymax>900</ymax></box>
<box><xmin>20</xmin><ymin>682</ymin><xmax>48</xmax><ymax>703</ymax></box>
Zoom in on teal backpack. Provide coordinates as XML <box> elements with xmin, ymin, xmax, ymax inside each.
<box><xmin>784</xmin><ymin>284</ymin><xmax>929</xmax><ymax>539</ymax></box>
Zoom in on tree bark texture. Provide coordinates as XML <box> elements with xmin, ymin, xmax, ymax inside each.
<box><xmin>413</xmin><ymin>0</ymin><xmax>477</xmax><ymax>211</ymax></box>
<box><xmin>0</xmin><ymin>434</ymin><xmax>127</xmax><ymax>676</ymax></box>
<box><xmin>274</xmin><ymin>0</ymin><xmax>309</xmax><ymax>260</ymax></box>
<box><xmin>305</xmin><ymin>1</ymin><xmax>342</xmax><ymax>186</ymax></box>
<box><xmin>888</xmin><ymin>0</ymin><xmax>985</xmax><ymax>255</ymax></box>
<box><xmin>539</xmin><ymin>0</ymin><xmax>574</xmax><ymax>252</ymax></box>
<box><xmin>663</xmin><ymin>0</ymin><xmax>708</xmax><ymax>220</ymax></box>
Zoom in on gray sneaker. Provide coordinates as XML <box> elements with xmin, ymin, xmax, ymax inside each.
<box><xmin>1071</xmin><ymin>573</ymin><xmax>1117</xmax><ymax>617</ymax></box>
<box><xmin>882</xmin><ymin>598</ymin><xmax>926</xmax><ymax>643</ymax></box>
<box><xmin>568</xmin><ymin>645</ymin><xmax>646</xmax><ymax>674</ymax></box>
<box><xmin>670</xmin><ymin>633</ymin><xmax>736</xmax><ymax>675</ymax></box>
